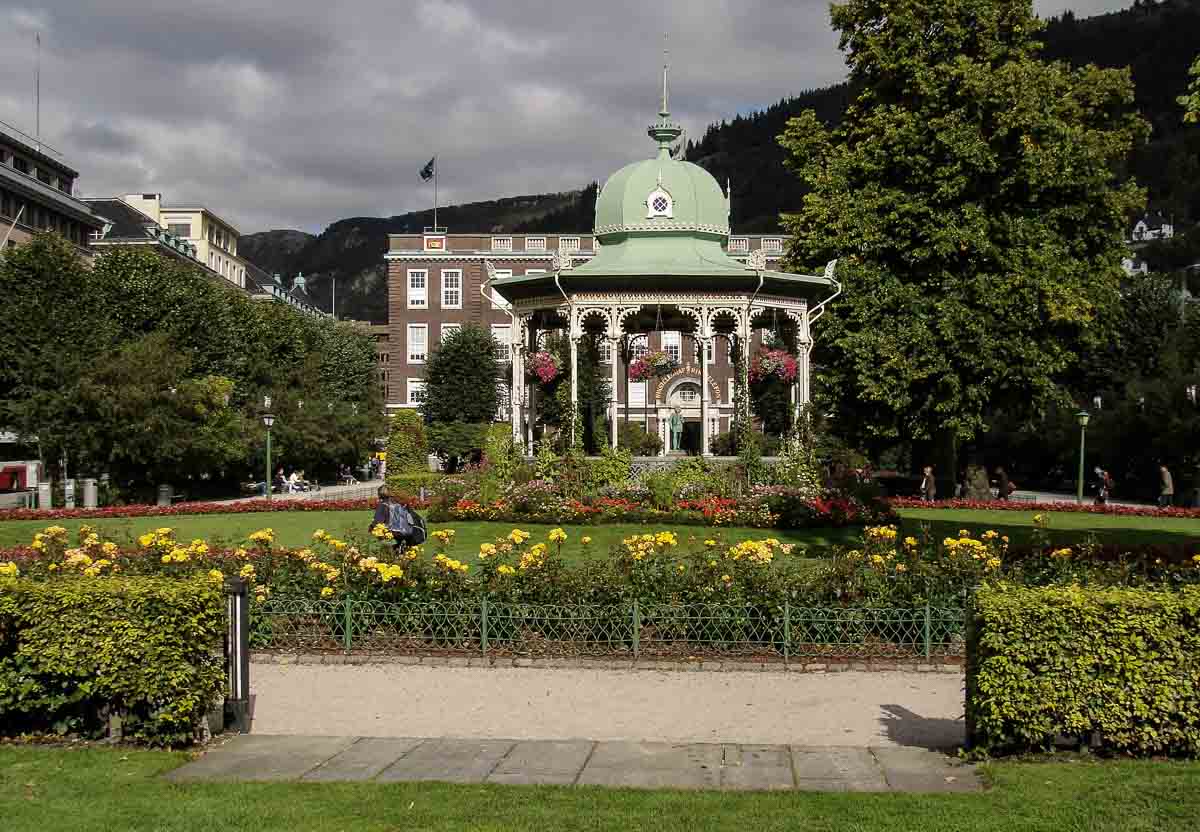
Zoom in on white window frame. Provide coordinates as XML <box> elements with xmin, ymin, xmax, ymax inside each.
<box><xmin>704</xmin><ymin>337</ymin><xmax>715</xmax><ymax>364</ymax></box>
<box><xmin>407</xmin><ymin>378</ymin><xmax>426</xmax><ymax>406</ymax></box>
<box><xmin>761</xmin><ymin>237</ymin><xmax>783</xmax><ymax>254</ymax></box>
<box><xmin>677</xmin><ymin>384</ymin><xmax>699</xmax><ymax>405</ymax></box>
<box><xmin>597</xmin><ymin>338</ymin><xmax>613</xmax><ymax>364</ymax></box>
<box><xmin>559</xmin><ymin>236</ymin><xmax>580</xmax><ymax>253</ymax></box>
<box><xmin>491</xmin><ymin>236</ymin><xmax>512</xmax><ymax>252</ymax></box>
<box><xmin>728</xmin><ymin>237</ymin><xmax>748</xmax><ymax>253</ymax></box>
<box><xmin>523</xmin><ymin>268</ymin><xmax>546</xmax><ymax>276</ymax></box>
<box><xmin>629</xmin><ymin>383</ymin><xmax>647</xmax><ymax>407</ymax></box>
<box><xmin>441</xmin><ymin>269</ymin><xmax>462</xmax><ymax>309</ymax></box>
<box><xmin>662</xmin><ymin>330</ymin><xmax>681</xmax><ymax>364</ymax></box>
<box><xmin>631</xmin><ymin>335</ymin><xmax>649</xmax><ymax>360</ymax></box>
<box><xmin>525</xmin><ymin>236</ymin><xmax>546</xmax><ymax>252</ymax></box>
<box><xmin>491</xmin><ymin>324</ymin><xmax>512</xmax><ymax>360</ymax></box>
<box><xmin>441</xmin><ymin>322</ymin><xmax>461</xmax><ymax>342</ymax></box>
<box><xmin>407</xmin><ymin>323</ymin><xmax>428</xmax><ymax>364</ymax></box>
<box><xmin>728</xmin><ymin>379</ymin><xmax>735</xmax><ymax>402</ymax></box>
<box><xmin>407</xmin><ymin>269</ymin><xmax>427</xmax><ymax>309</ymax></box>
<box><xmin>646</xmin><ymin>187</ymin><xmax>674</xmax><ymax>218</ymax></box>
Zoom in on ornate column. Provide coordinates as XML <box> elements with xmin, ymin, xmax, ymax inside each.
<box><xmin>698</xmin><ymin>332</ymin><xmax>712</xmax><ymax>457</ymax></box>
<box><xmin>608</xmin><ymin>331</ymin><xmax>621</xmax><ymax>450</ymax></box>
<box><xmin>569</xmin><ymin>323</ymin><xmax>580</xmax><ymax>449</ymax></box>
<box><xmin>527</xmin><ymin>319</ymin><xmax>537</xmax><ymax>452</ymax></box>
<box><xmin>795</xmin><ymin>301</ymin><xmax>812</xmax><ymax>425</ymax></box>
<box><xmin>510</xmin><ymin>338</ymin><xmax>524</xmax><ymax>451</ymax></box>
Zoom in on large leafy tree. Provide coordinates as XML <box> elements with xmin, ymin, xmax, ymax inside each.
<box><xmin>420</xmin><ymin>324</ymin><xmax>501</xmax><ymax>424</ymax></box>
<box><xmin>1181</xmin><ymin>54</ymin><xmax>1200</xmax><ymax>124</ymax></box>
<box><xmin>780</xmin><ymin>0</ymin><xmax>1147</xmax><ymax>471</ymax></box>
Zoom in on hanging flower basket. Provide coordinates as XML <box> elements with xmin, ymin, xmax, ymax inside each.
<box><xmin>527</xmin><ymin>350</ymin><xmax>563</xmax><ymax>383</ymax></box>
<box><xmin>749</xmin><ymin>349</ymin><xmax>798</xmax><ymax>383</ymax></box>
<box><xmin>629</xmin><ymin>350</ymin><xmax>678</xmax><ymax>381</ymax></box>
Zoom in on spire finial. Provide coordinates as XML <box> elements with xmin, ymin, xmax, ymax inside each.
<box><xmin>661</xmin><ymin>34</ymin><xmax>669</xmax><ymax>115</ymax></box>
<box><xmin>648</xmin><ymin>34</ymin><xmax>681</xmax><ymax>157</ymax></box>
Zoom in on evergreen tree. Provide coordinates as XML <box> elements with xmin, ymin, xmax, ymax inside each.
<box><xmin>419</xmin><ymin>324</ymin><xmax>502</xmax><ymax>424</ymax></box>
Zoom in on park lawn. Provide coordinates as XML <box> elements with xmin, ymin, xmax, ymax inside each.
<box><xmin>0</xmin><ymin>507</ymin><xmax>1198</xmax><ymax>560</ymax></box>
<box><xmin>0</xmin><ymin>512</ymin><xmax>857</xmax><ymax>564</ymax></box>
<box><xmin>2</xmin><ymin>746</ymin><xmax>1200</xmax><ymax>832</ymax></box>
<box><xmin>899</xmin><ymin>508</ymin><xmax>1200</xmax><ymax>548</ymax></box>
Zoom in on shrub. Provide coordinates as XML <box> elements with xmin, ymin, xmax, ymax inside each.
<box><xmin>385</xmin><ymin>472</ymin><xmax>442</xmax><ymax>497</ymax></box>
<box><xmin>966</xmin><ymin>584</ymin><xmax>1200</xmax><ymax>757</ymax></box>
<box><xmin>618</xmin><ymin>422</ymin><xmax>662</xmax><ymax>456</ymax></box>
<box><xmin>427</xmin><ymin>422</ymin><xmax>490</xmax><ymax>471</ymax></box>
<box><xmin>0</xmin><ymin>576</ymin><xmax>225</xmax><ymax>745</ymax></box>
<box><xmin>587</xmin><ymin>446</ymin><xmax>633</xmax><ymax>490</ymax></box>
<box><xmin>482</xmin><ymin>423</ymin><xmax>518</xmax><ymax>480</ymax></box>
<box><xmin>387</xmin><ymin>410</ymin><xmax>428</xmax><ymax>474</ymax></box>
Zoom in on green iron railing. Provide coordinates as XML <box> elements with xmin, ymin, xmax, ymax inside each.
<box><xmin>251</xmin><ymin>597</ymin><xmax>965</xmax><ymax>660</ymax></box>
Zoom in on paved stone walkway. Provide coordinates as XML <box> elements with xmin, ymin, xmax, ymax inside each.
<box><xmin>167</xmin><ymin>734</ymin><xmax>981</xmax><ymax>792</ymax></box>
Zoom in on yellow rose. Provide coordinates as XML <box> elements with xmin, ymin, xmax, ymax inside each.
<box><xmin>581</xmin><ymin>536</ymin><xmax>592</xmax><ymax>545</ymax></box>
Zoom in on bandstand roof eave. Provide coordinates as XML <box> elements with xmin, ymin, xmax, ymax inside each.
<box><xmin>491</xmin><ymin>269</ymin><xmax>835</xmax><ymax>304</ymax></box>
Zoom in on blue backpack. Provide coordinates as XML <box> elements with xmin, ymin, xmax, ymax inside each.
<box><xmin>386</xmin><ymin>502</ymin><xmax>427</xmax><ymax>546</ymax></box>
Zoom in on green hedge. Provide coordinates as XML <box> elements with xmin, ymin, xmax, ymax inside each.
<box><xmin>966</xmin><ymin>584</ymin><xmax>1200</xmax><ymax>756</ymax></box>
<box><xmin>386</xmin><ymin>410</ymin><xmax>428</xmax><ymax>474</ymax></box>
<box><xmin>0</xmin><ymin>576</ymin><xmax>225</xmax><ymax>746</ymax></box>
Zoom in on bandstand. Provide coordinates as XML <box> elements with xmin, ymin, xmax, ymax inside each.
<box><xmin>489</xmin><ymin>76</ymin><xmax>840</xmax><ymax>456</ymax></box>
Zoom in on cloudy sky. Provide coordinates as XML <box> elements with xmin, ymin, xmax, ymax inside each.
<box><xmin>0</xmin><ymin>0</ymin><xmax>1129</xmax><ymax>234</ymax></box>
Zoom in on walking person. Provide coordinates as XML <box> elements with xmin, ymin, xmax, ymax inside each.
<box><xmin>1093</xmin><ymin>466</ymin><xmax>1110</xmax><ymax>505</ymax></box>
<box><xmin>1159</xmin><ymin>464</ymin><xmax>1174</xmax><ymax>509</ymax></box>
<box><xmin>995</xmin><ymin>466</ymin><xmax>1014</xmax><ymax>501</ymax></box>
<box><xmin>919</xmin><ymin>465</ymin><xmax>936</xmax><ymax>502</ymax></box>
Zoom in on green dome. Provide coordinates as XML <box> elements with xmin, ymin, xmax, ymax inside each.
<box><xmin>593</xmin><ymin>109</ymin><xmax>730</xmax><ymax>240</ymax></box>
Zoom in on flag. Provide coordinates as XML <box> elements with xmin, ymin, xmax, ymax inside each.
<box><xmin>419</xmin><ymin>157</ymin><xmax>436</xmax><ymax>182</ymax></box>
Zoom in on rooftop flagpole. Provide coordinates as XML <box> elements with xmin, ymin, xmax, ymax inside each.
<box><xmin>434</xmin><ymin>154</ymin><xmax>438</xmax><ymax>231</ymax></box>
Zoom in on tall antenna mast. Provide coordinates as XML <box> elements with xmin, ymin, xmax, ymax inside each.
<box><xmin>35</xmin><ymin>31</ymin><xmax>41</xmax><ymax>149</ymax></box>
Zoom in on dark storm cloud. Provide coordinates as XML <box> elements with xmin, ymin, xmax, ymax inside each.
<box><xmin>0</xmin><ymin>0</ymin><xmax>1132</xmax><ymax>233</ymax></box>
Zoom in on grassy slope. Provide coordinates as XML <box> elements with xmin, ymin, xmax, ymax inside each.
<box><xmin>2</xmin><ymin>746</ymin><xmax>1199</xmax><ymax>832</ymax></box>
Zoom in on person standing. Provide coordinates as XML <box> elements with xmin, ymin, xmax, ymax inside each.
<box><xmin>1159</xmin><ymin>464</ymin><xmax>1174</xmax><ymax>508</ymax></box>
<box><xmin>919</xmin><ymin>465</ymin><xmax>936</xmax><ymax>501</ymax></box>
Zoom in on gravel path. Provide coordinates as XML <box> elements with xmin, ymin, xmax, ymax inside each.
<box><xmin>250</xmin><ymin>665</ymin><xmax>965</xmax><ymax>748</ymax></box>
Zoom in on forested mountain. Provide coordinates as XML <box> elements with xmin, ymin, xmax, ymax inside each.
<box><xmin>240</xmin><ymin>192</ymin><xmax>583</xmax><ymax>322</ymax></box>
<box><xmin>242</xmin><ymin>0</ymin><xmax>1200</xmax><ymax>322</ymax></box>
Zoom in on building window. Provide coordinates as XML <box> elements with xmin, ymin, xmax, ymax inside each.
<box><xmin>208</xmin><ymin>252</ymin><xmax>215</xmax><ymax>269</ymax></box>
<box><xmin>559</xmin><ymin>236</ymin><xmax>580</xmax><ymax>253</ymax></box>
<box><xmin>646</xmin><ymin>187</ymin><xmax>673</xmax><ymax>218</ymax></box>
<box><xmin>441</xmin><ymin>323</ymin><xmax>461</xmax><ymax>341</ymax></box>
<box><xmin>407</xmin><ymin>324</ymin><xmax>428</xmax><ymax>364</ymax></box>
<box><xmin>629</xmin><ymin>383</ymin><xmax>646</xmax><ymax>407</ymax></box>
<box><xmin>524</xmin><ymin>269</ymin><xmax>546</xmax><ymax>275</ymax></box>
<box><xmin>491</xmin><ymin>236</ymin><xmax>512</xmax><ymax>252</ymax></box>
<box><xmin>662</xmin><ymin>331</ymin><xmax>681</xmax><ymax>364</ymax></box>
<box><xmin>441</xmin><ymin>269</ymin><xmax>462</xmax><ymax>308</ymax></box>
<box><xmin>705</xmin><ymin>338</ymin><xmax>715</xmax><ymax>364</ymax></box>
<box><xmin>13</xmin><ymin>157</ymin><xmax>30</xmax><ymax>174</ymax></box>
<box><xmin>728</xmin><ymin>237</ymin><xmax>748</xmax><ymax>253</ymax></box>
<box><xmin>677</xmin><ymin>384</ymin><xmax>699</xmax><ymax>405</ymax></box>
<box><xmin>407</xmin><ymin>379</ymin><xmax>426</xmax><ymax>406</ymax></box>
<box><xmin>761</xmin><ymin>237</ymin><xmax>783</xmax><ymax>253</ymax></box>
<box><xmin>525</xmin><ymin>236</ymin><xmax>546</xmax><ymax>252</ymax></box>
<box><xmin>491</xmin><ymin>324</ymin><xmax>511</xmax><ymax>360</ymax></box>
<box><xmin>597</xmin><ymin>337</ymin><xmax>612</xmax><ymax>364</ymax></box>
<box><xmin>631</xmin><ymin>335</ymin><xmax>649</xmax><ymax>360</ymax></box>
<box><xmin>168</xmin><ymin>223</ymin><xmax>191</xmax><ymax>238</ymax></box>
<box><xmin>407</xmin><ymin>269</ymin><xmax>427</xmax><ymax>308</ymax></box>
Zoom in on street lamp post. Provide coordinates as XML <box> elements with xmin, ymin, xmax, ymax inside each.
<box><xmin>1075</xmin><ymin>410</ymin><xmax>1091</xmax><ymax>504</ymax></box>
<box><xmin>263</xmin><ymin>411</ymin><xmax>275</xmax><ymax>500</ymax></box>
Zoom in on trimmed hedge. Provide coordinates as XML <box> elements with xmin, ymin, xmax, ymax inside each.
<box><xmin>0</xmin><ymin>576</ymin><xmax>225</xmax><ymax>745</ymax></box>
<box><xmin>967</xmin><ymin>584</ymin><xmax>1200</xmax><ymax>756</ymax></box>
<box><xmin>386</xmin><ymin>409</ymin><xmax>428</xmax><ymax>474</ymax></box>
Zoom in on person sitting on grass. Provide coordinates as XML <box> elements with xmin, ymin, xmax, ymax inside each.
<box><xmin>370</xmin><ymin>485</ymin><xmax>427</xmax><ymax>550</ymax></box>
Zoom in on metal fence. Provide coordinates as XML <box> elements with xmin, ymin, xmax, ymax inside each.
<box><xmin>251</xmin><ymin>596</ymin><xmax>965</xmax><ymax>660</ymax></box>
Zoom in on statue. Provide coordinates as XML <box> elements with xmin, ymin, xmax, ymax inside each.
<box><xmin>669</xmin><ymin>406</ymin><xmax>684</xmax><ymax>452</ymax></box>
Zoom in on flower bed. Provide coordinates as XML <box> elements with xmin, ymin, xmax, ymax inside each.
<box><xmin>892</xmin><ymin>496</ymin><xmax>1200</xmax><ymax>518</ymax></box>
<box><xmin>0</xmin><ymin>498</ymin><xmax>383</xmax><ymax>523</ymax></box>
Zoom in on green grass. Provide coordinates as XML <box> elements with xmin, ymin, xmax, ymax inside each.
<box><xmin>1</xmin><ymin>507</ymin><xmax>1197</xmax><ymax>561</ymax></box>
<box><xmin>2</xmin><ymin>746</ymin><xmax>1199</xmax><ymax>831</ymax></box>
<box><xmin>900</xmin><ymin>508</ymin><xmax>1200</xmax><ymax>548</ymax></box>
